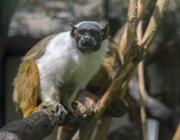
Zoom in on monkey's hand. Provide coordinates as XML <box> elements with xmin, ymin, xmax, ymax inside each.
<box><xmin>66</xmin><ymin>105</ymin><xmax>78</xmax><ymax>123</ymax></box>
<box><xmin>38</xmin><ymin>101</ymin><xmax>68</xmax><ymax>124</ymax></box>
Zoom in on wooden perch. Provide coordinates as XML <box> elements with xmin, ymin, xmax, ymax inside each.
<box><xmin>0</xmin><ymin>109</ymin><xmax>60</xmax><ymax>140</ymax></box>
<box><xmin>0</xmin><ymin>90</ymin><xmax>128</xmax><ymax>140</ymax></box>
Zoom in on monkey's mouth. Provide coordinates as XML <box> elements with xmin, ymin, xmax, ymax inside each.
<box><xmin>77</xmin><ymin>42</ymin><xmax>97</xmax><ymax>52</ymax></box>
<box><xmin>81</xmin><ymin>42</ymin><xmax>95</xmax><ymax>48</ymax></box>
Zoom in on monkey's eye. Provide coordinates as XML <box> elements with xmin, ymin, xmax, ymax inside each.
<box><xmin>78</xmin><ymin>29</ymin><xmax>85</xmax><ymax>35</ymax></box>
<box><xmin>89</xmin><ymin>30</ymin><xmax>99</xmax><ymax>36</ymax></box>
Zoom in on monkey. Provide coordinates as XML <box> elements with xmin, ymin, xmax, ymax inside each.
<box><xmin>13</xmin><ymin>21</ymin><xmax>109</xmax><ymax>119</ymax></box>
<box><xmin>59</xmin><ymin>37</ymin><xmax>129</xmax><ymax>140</ymax></box>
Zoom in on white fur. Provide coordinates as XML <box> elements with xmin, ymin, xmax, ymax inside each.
<box><xmin>36</xmin><ymin>30</ymin><xmax>108</xmax><ymax>112</ymax></box>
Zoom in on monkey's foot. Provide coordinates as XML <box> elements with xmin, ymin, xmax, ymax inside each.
<box><xmin>60</xmin><ymin>102</ymin><xmax>78</xmax><ymax>124</ymax></box>
<box><xmin>72</xmin><ymin>100</ymin><xmax>95</xmax><ymax>118</ymax></box>
<box><xmin>38</xmin><ymin>101</ymin><xmax>68</xmax><ymax>123</ymax></box>
<box><xmin>65</xmin><ymin>111</ymin><xmax>77</xmax><ymax>123</ymax></box>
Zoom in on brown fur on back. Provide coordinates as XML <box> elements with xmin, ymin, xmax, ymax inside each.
<box><xmin>13</xmin><ymin>35</ymin><xmax>55</xmax><ymax>118</ymax></box>
<box><xmin>24</xmin><ymin>34</ymin><xmax>56</xmax><ymax>60</ymax></box>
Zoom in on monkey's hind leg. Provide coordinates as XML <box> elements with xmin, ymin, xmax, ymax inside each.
<box><xmin>13</xmin><ymin>60</ymin><xmax>41</xmax><ymax>118</ymax></box>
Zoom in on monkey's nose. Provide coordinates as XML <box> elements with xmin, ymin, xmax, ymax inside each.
<box><xmin>84</xmin><ymin>36</ymin><xmax>91</xmax><ymax>41</ymax></box>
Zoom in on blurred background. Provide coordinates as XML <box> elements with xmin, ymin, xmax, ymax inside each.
<box><xmin>0</xmin><ymin>0</ymin><xmax>180</xmax><ymax>140</ymax></box>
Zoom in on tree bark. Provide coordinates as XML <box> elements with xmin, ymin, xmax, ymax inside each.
<box><xmin>0</xmin><ymin>109</ymin><xmax>59</xmax><ymax>140</ymax></box>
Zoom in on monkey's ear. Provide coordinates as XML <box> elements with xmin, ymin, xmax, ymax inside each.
<box><xmin>69</xmin><ymin>22</ymin><xmax>77</xmax><ymax>38</ymax></box>
<box><xmin>101</xmin><ymin>23</ymin><xmax>109</xmax><ymax>40</ymax></box>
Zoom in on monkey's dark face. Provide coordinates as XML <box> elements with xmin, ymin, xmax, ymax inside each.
<box><xmin>70</xmin><ymin>22</ymin><xmax>108</xmax><ymax>53</ymax></box>
<box><xmin>75</xmin><ymin>26</ymin><xmax>102</xmax><ymax>52</ymax></box>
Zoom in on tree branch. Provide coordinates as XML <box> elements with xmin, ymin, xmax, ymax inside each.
<box><xmin>0</xmin><ymin>109</ymin><xmax>60</xmax><ymax>140</ymax></box>
<box><xmin>140</xmin><ymin>0</ymin><xmax>170</xmax><ymax>46</ymax></box>
<box><xmin>138</xmin><ymin>62</ymin><xmax>147</xmax><ymax>140</ymax></box>
<box><xmin>94</xmin><ymin>117</ymin><xmax>113</xmax><ymax>140</ymax></box>
<box><xmin>137</xmin><ymin>21</ymin><xmax>147</xmax><ymax>140</ymax></box>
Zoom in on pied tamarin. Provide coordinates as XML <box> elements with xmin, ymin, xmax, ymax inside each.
<box><xmin>13</xmin><ymin>21</ymin><xmax>109</xmax><ymax>118</ymax></box>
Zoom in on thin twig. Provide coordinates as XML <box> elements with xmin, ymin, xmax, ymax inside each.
<box><xmin>122</xmin><ymin>0</ymin><xmax>138</xmax><ymax>56</ymax></box>
<box><xmin>138</xmin><ymin>27</ymin><xmax>157</xmax><ymax>50</ymax></box>
<box><xmin>119</xmin><ymin>65</ymin><xmax>138</xmax><ymax>98</ymax></box>
<box><xmin>137</xmin><ymin>0</ymin><xmax>151</xmax><ymax>22</ymax></box>
<box><xmin>137</xmin><ymin>20</ymin><xmax>147</xmax><ymax>140</ymax></box>
<box><xmin>117</xmin><ymin>0</ymin><xmax>150</xmax><ymax>57</ymax></box>
<box><xmin>138</xmin><ymin>62</ymin><xmax>147</xmax><ymax>140</ymax></box>
<box><xmin>140</xmin><ymin>0</ymin><xmax>171</xmax><ymax>45</ymax></box>
<box><xmin>57</xmin><ymin>127</ymin><xmax>62</xmax><ymax>140</ymax></box>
